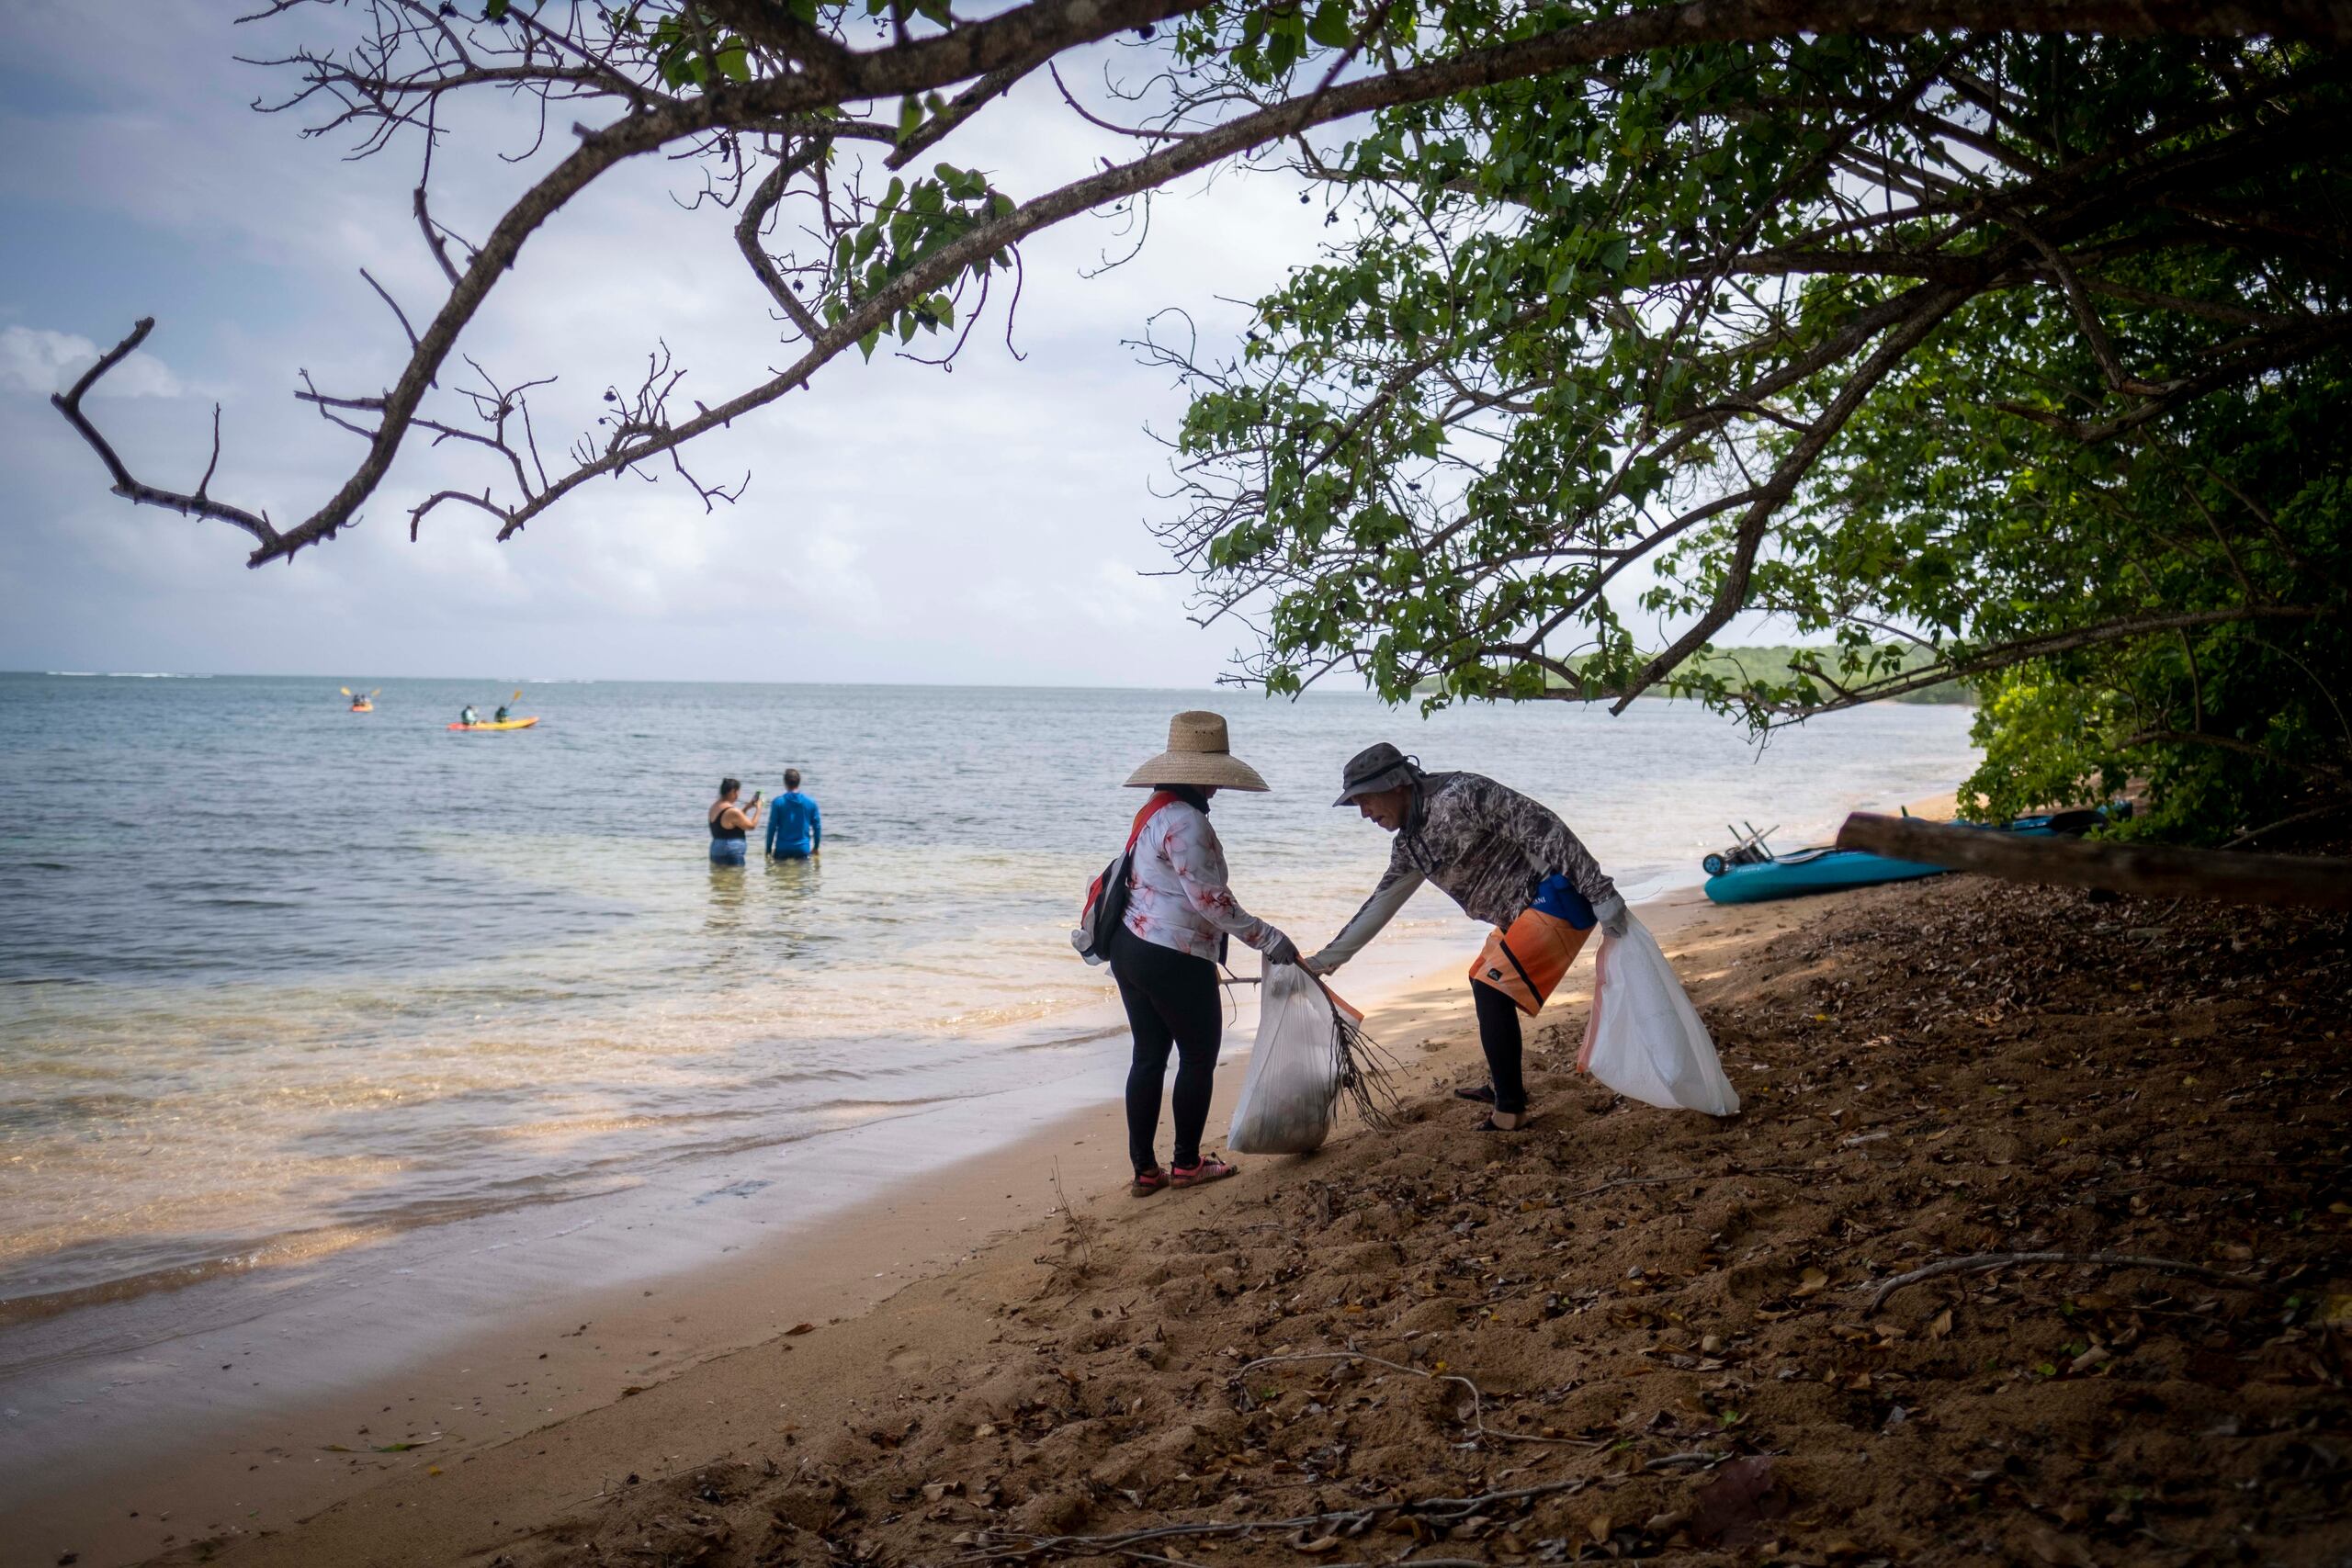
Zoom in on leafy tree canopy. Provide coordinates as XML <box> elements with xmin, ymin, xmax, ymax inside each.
<box><xmin>1149</xmin><ymin>19</ymin><xmax>2349</xmax><ymax>842</ymax></box>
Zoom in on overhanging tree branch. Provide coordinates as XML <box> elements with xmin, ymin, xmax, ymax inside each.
<box><xmin>51</xmin><ymin>319</ymin><xmax>283</xmax><ymax>553</ymax></box>
<box><xmin>56</xmin><ymin>0</ymin><xmax>2352</xmax><ymax>566</ymax></box>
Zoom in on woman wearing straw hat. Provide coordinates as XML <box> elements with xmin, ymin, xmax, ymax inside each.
<box><xmin>1113</xmin><ymin>711</ymin><xmax>1300</xmax><ymax>1195</ymax></box>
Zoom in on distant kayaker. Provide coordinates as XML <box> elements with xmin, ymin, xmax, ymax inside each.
<box><xmin>708</xmin><ymin>778</ymin><xmax>762</xmax><ymax>866</ymax></box>
<box><xmin>1306</xmin><ymin>744</ymin><xmax>1627</xmax><ymax>1133</ymax></box>
<box><xmin>764</xmin><ymin>768</ymin><xmax>822</xmax><ymax>861</ymax></box>
<box><xmin>493</xmin><ymin>703</ymin><xmax>511</xmax><ymax>723</ymax></box>
<box><xmin>459</xmin><ymin>704</ymin><xmax>480</xmax><ymax>727</ymax></box>
<box><xmin>1109</xmin><ymin>712</ymin><xmax>1299</xmax><ymax>1196</ymax></box>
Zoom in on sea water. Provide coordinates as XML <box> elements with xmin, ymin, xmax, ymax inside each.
<box><xmin>0</xmin><ymin>673</ymin><xmax>1976</xmax><ymax>1318</ymax></box>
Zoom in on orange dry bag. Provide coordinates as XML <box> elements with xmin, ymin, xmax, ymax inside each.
<box><xmin>1468</xmin><ymin>907</ymin><xmax>1590</xmax><ymax>1017</ymax></box>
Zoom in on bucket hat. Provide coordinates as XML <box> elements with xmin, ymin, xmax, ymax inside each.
<box><xmin>1125</xmin><ymin>711</ymin><xmax>1270</xmax><ymax>792</ymax></box>
<box><xmin>1332</xmin><ymin>741</ymin><xmax>1420</xmax><ymax>807</ymax></box>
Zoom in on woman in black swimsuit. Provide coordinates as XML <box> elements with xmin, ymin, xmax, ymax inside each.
<box><xmin>708</xmin><ymin>777</ymin><xmax>761</xmax><ymax>865</ymax></box>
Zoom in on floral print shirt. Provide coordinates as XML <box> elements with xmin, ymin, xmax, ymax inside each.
<box><xmin>1123</xmin><ymin>799</ymin><xmax>1277</xmax><ymax>963</ymax></box>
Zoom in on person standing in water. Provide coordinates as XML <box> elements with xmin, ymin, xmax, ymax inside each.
<box><xmin>1307</xmin><ymin>744</ymin><xmax>1627</xmax><ymax>1132</ymax></box>
<box><xmin>764</xmin><ymin>768</ymin><xmax>821</xmax><ymax>861</ymax></box>
<box><xmin>1110</xmin><ymin>712</ymin><xmax>1299</xmax><ymax>1195</ymax></box>
<box><xmin>708</xmin><ymin>777</ymin><xmax>762</xmax><ymax>865</ymax></box>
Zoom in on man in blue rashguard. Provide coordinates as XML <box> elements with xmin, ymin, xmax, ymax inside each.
<box><xmin>764</xmin><ymin>768</ymin><xmax>822</xmax><ymax>861</ymax></box>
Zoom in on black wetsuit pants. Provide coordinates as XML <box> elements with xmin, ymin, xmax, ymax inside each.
<box><xmin>1110</xmin><ymin>925</ymin><xmax>1221</xmax><ymax>1173</ymax></box>
<box><xmin>1473</xmin><ymin>979</ymin><xmax>1528</xmax><ymax>1114</ymax></box>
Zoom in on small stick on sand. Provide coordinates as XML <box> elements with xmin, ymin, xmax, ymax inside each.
<box><xmin>1644</xmin><ymin>1450</ymin><xmax>1732</xmax><ymax>1470</ymax></box>
<box><xmin>1048</xmin><ymin>1158</ymin><xmax>1093</xmax><ymax>1274</ymax></box>
<box><xmin>1572</xmin><ymin>1172</ymin><xmax>1696</xmax><ymax>1199</ymax></box>
<box><xmin>957</xmin><ymin>1475</ymin><xmax>1597</xmax><ymax>1562</ymax></box>
<box><xmin>1236</xmin><ymin>1349</ymin><xmax>1605</xmax><ymax>1450</ymax></box>
<box><xmin>1863</xmin><ymin>1250</ymin><xmax>2263</xmax><ymax>1313</ymax></box>
<box><xmin>1571</xmin><ymin>1164</ymin><xmax>1815</xmax><ymax>1201</ymax></box>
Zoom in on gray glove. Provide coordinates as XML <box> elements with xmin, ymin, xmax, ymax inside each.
<box><xmin>1594</xmin><ymin>894</ymin><xmax>1630</xmax><ymax>939</ymax></box>
<box><xmin>1261</xmin><ymin>931</ymin><xmax>1301</xmax><ymax>967</ymax></box>
<box><xmin>1302</xmin><ymin>948</ymin><xmax>1339</xmax><ymax>976</ymax></box>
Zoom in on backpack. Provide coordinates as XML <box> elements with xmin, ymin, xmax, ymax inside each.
<box><xmin>1071</xmin><ymin>792</ymin><xmax>1180</xmax><ymax>965</ymax></box>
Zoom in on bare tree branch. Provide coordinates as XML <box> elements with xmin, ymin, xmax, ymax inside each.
<box><xmin>56</xmin><ymin>0</ymin><xmax>2352</xmax><ymax>574</ymax></box>
<box><xmin>51</xmin><ymin>320</ymin><xmax>283</xmax><ymax>553</ymax></box>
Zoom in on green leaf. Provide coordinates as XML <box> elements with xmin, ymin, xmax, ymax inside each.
<box><xmin>1306</xmin><ymin>1</ymin><xmax>1354</xmax><ymax>50</ymax></box>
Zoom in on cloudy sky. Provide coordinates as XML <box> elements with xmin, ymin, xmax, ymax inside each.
<box><xmin>1</xmin><ymin>3</ymin><xmax>1758</xmax><ymax>688</ymax></box>
<box><xmin>0</xmin><ymin>2</ymin><xmax>1368</xmax><ymax>683</ymax></box>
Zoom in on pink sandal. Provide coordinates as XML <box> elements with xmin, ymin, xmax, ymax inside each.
<box><xmin>1169</xmin><ymin>1155</ymin><xmax>1238</xmax><ymax>1189</ymax></box>
<box><xmin>1131</xmin><ymin>1168</ymin><xmax>1170</xmax><ymax>1197</ymax></box>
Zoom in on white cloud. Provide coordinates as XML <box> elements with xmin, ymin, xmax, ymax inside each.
<box><xmin>0</xmin><ymin>325</ymin><xmax>185</xmax><ymax>400</ymax></box>
<box><xmin>0</xmin><ymin>4</ymin><xmax>1350</xmax><ymax>685</ymax></box>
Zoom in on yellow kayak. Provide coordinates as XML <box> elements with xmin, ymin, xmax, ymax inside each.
<box><xmin>447</xmin><ymin>717</ymin><xmax>539</xmax><ymax>731</ymax></box>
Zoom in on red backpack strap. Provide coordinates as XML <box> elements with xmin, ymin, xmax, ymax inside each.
<box><xmin>1126</xmin><ymin>790</ymin><xmax>1181</xmax><ymax>850</ymax></box>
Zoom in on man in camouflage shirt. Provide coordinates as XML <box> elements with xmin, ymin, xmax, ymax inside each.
<box><xmin>1307</xmin><ymin>742</ymin><xmax>1628</xmax><ymax>1130</ymax></box>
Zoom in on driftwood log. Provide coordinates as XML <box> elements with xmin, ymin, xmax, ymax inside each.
<box><xmin>1836</xmin><ymin>813</ymin><xmax>2352</xmax><ymax>910</ymax></box>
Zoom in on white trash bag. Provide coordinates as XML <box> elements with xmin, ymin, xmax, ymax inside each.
<box><xmin>1577</xmin><ymin>914</ymin><xmax>1739</xmax><ymax>1117</ymax></box>
<box><xmin>1228</xmin><ymin>964</ymin><xmax>1340</xmax><ymax>1154</ymax></box>
<box><xmin>1229</xmin><ymin>964</ymin><xmax>1395</xmax><ymax>1154</ymax></box>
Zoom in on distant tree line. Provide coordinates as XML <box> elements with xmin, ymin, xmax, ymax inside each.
<box><xmin>1422</xmin><ymin>645</ymin><xmax>1970</xmax><ymax>705</ymax></box>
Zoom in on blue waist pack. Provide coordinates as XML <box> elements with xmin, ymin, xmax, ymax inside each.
<box><xmin>1531</xmin><ymin>873</ymin><xmax>1596</xmax><ymax>930</ymax></box>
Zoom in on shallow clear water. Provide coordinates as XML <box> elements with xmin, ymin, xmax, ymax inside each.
<box><xmin>0</xmin><ymin>673</ymin><xmax>1976</xmax><ymax>1313</ymax></box>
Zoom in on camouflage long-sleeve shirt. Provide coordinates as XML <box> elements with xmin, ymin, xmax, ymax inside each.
<box><xmin>1313</xmin><ymin>771</ymin><xmax>1616</xmax><ymax>969</ymax></box>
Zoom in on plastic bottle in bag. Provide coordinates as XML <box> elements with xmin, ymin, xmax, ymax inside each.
<box><xmin>1577</xmin><ymin>914</ymin><xmax>1740</xmax><ymax>1117</ymax></box>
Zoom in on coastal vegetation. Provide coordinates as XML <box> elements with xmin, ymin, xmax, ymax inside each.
<box><xmin>52</xmin><ymin>3</ymin><xmax>2347</xmax><ymax>846</ymax></box>
<box><xmin>1150</xmin><ymin>22</ymin><xmax>2350</xmax><ymax>846</ymax></box>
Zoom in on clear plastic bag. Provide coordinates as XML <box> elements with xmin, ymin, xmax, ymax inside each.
<box><xmin>1577</xmin><ymin>914</ymin><xmax>1740</xmax><ymax>1117</ymax></box>
<box><xmin>1227</xmin><ymin>964</ymin><xmax>1342</xmax><ymax>1154</ymax></box>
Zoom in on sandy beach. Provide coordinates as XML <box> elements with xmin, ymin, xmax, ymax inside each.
<box><xmin>12</xmin><ymin>820</ymin><xmax>2347</xmax><ymax>1568</ymax></box>
<box><xmin>0</xmin><ymin>876</ymin><xmax>1774</xmax><ymax>1568</ymax></box>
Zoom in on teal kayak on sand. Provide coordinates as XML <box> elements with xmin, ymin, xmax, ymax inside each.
<box><xmin>1700</xmin><ymin>809</ymin><xmax>2114</xmax><ymax>905</ymax></box>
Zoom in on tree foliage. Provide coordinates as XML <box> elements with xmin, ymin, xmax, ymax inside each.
<box><xmin>1149</xmin><ymin>18</ymin><xmax>2349</xmax><ymax>841</ymax></box>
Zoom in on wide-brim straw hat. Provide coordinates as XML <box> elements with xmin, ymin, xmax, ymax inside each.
<box><xmin>1125</xmin><ymin>710</ymin><xmax>1270</xmax><ymax>792</ymax></box>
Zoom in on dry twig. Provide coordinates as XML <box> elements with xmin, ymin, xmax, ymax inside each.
<box><xmin>955</xmin><ymin>1473</ymin><xmax>1596</xmax><ymax>1562</ymax></box>
<box><xmin>1234</xmin><ymin>1349</ymin><xmax>1605</xmax><ymax>1450</ymax></box>
<box><xmin>1864</xmin><ymin>1249</ymin><xmax>2264</xmax><ymax>1312</ymax></box>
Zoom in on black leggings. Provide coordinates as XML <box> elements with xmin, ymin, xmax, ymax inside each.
<box><xmin>1473</xmin><ymin>979</ymin><xmax>1528</xmax><ymax>1114</ymax></box>
<box><xmin>1111</xmin><ymin>926</ymin><xmax>1222</xmax><ymax>1173</ymax></box>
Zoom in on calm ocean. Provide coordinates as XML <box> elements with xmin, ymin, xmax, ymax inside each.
<box><xmin>0</xmin><ymin>673</ymin><xmax>1977</xmax><ymax>1318</ymax></box>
